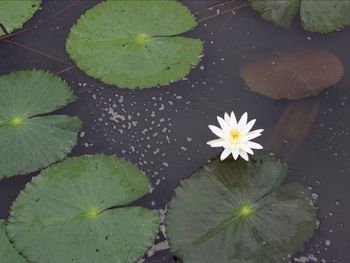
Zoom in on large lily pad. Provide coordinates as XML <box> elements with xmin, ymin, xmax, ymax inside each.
<box><xmin>0</xmin><ymin>0</ymin><xmax>41</xmax><ymax>36</ymax></box>
<box><xmin>166</xmin><ymin>154</ymin><xmax>316</xmax><ymax>263</ymax></box>
<box><xmin>66</xmin><ymin>0</ymin><xmax>203</xmax><ymax>89</ymax></box>
<box><xmin>0</xmin><ymin>220</ymin><xmax>27</xmax><ymax>263</ymax></box>
<box><xmin>0</xmin><ymin>70</ymin><xmax>81</xmax><ymax>179</ymax></box>
<box><xmin>240</xmin><ymin>49</ymin><xmax>344</xmax><ymax>100</ymax></box>
<box><xmin>250</xmin><ymin>0</ymin><xmax>350</xmax><ymax>33</ymax></box>
<box><xmin>7</xmin><ymin>155</ymin><xmax>159</xmax><ymax>263</ymax></box>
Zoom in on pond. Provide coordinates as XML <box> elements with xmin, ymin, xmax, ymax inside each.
<box><xmin>0</xmin><ymin>1</ymin><xmax>349</xmax><ymax>263</ymax></box>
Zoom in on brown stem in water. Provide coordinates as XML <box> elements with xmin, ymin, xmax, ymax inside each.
<box><xmin>198</xmin><ymin>3</ymin><xmax>250</xmax><ymax>23</ymax></box>
<box><xmin>194</xmin><ymin>0</ymin><xmax>236</xmax><ymax>14</ymax></box>
<box><xmin>266</xmin><ymin>101</ymin><xmax>297</xmax><ymax>150</ymax></box>
<box><xmin>3</xmin><ymin>39</ymin><xmax>69</xmax><ymax>65</ymax></box>
<box><xmin>287</xmin><ymin>98</ymin><xmax>321</xmax><ymax>160</ymax></box>
<box><xmin>56</xmin><ymin>65</ymin><xmax>75</xmax><ymax>75</ymax></box>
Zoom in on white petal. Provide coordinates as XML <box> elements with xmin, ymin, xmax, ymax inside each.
<box><xmin>246</xmin><ymin>141</ymin><xmax>263</xmax><ymax>149</ymax></box>
<box><xmin>242</xmin><ymin>119</ymin><xmax>256</xmax><ymax>134</ymax></box>
<box><xmin>208</xmin><ymin>125</ymin><xmax>225</xmax><ymax>138</ymax></box>
<box><xmin>244</xmin><ymin>129</ymin><xmax>263</xmax><ymax>141</ymax></box>
<box><xmin>240</xmin><ymin>144</ymin><xmax>254</xmax><ymax>155</ymax></box>
<box><xmin>250</xmin><ymin>129</ymin><xmax>264</xmax><ymax>135</ymax></box>
<box><xmin>224</xmin><ymin>112</ymin><xmax>231</xmax><ymax>125</ymax></box>
<box><xmin>244</xmin><ymin>134</ymin><xmax>260</xmax><ymax>141</ymax></box>
<box><xmin>207</xmin><ymin>139</ymin><xmax>226</xmax><ymax>147</ymax></box>
<box><xmin>231</xmin><ymin>148</ymin><xmax>239</xmax><ymax>160</ymax></box>
<box><xmin>230</xmin><ymin>111</ymin><xmax>238</xmax><ymax>126</ymax></box>
<box><xmin>220</xmin><ymin>148</ymin><xmax>231</xmax><ymax>161</ymax></box>
<box><xmin>217</xmin><ymin>116</ymin><xmax>229</xmax><ymax>130</ymax></box>
<box><xmin>238</xmin><ymin>112</ymin><xmax>248</xmax><ymax>128</ymax></box>
<box><xmin>239</xmin><ymin>150</ymin><xmax>249</xmax><ymax>161</ymax></box>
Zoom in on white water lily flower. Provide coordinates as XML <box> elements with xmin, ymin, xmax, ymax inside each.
<box><xmin>207</xmin><ymin>111</ymin><xmax>263</xmax><ymax>161</ymax></box>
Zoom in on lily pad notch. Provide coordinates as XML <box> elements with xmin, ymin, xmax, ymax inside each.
<box><xmin>0</xmin><ymin>70</ymin><xmax>81</xmax><ymax>179</ymax></box>
<box><xmin>66</xmin><ymin>0</ymin><xmax>203</xmax><ymax>89</ymax></box>
<box><xmin>166</xmin><ymin>154</ymin><xmax>317</xmax><ymax>263</ymax></box>
<box><xmin>7</xmin><ymin>155</ymin><xmax>159</xmax><ymax>263</ymax></box>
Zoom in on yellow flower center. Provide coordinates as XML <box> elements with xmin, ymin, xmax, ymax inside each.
<box><xmin>229</xmin><ymin>129</ymin><xmax>241</xmax><ymax>144</ymax></box>
<box><xmin>135</xmin><ymin>34</ymin><xmax>150</xmax><ymax>45</ymax></box>
<box><xmin>9</xmin><ymin>117</ymin><xmax>24</xmax><ymax>127</ymax></box>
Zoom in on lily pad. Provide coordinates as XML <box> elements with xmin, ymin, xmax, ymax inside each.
<box><xmin>250</xmin><ymin>0</ymin><xmax>350</xmax><ymax>33</ymax></box>
<box><xmin>0</xmin><ymin>70</ymin><xmax>81</xmax><ymax>179</ymax></box>
<box><xmin>7</xmin><ymin>155</ymin><xmax>159</xmax><ymax>263</ymax></box>
<box><xmin>0</xmin><ymin>220</ymin><xmax>27</xmax><ymax>263</ymax></box>
<box><xmin>66</xmin><ymin>0</ymin><xmax>203</xmax><ymax>89</ymax></box>
<box><xmin>300</xmin><ymin>1</ymin><xmax>350</xmax><ymax>33</ymax></box>
<box><xmin>240</xmin><ymin>49</ymin><xmax>344</xmax><ymax>100</ymax></box>
<box><xmin>166</xmin><ymin>154</ymin><xmax>316</xmax><ymax>263</ymax></box>
<box><xmin>0</xmin><ymin>0</ymin><xmax>41</xmax><ymax>36</ymax></box>
<box><xmin>250</xmin><ymin>0</ymin><xmax>300</xmax><ymax>28</ymax></box>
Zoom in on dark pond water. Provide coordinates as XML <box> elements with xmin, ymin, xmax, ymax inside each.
<box><xmin>0</xmin><ymin>1</ymin><xmax>349</xmax><ymax>262</ymax></box>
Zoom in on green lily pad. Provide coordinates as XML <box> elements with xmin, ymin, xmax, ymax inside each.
<box><xmin>240</xmin><ymin>49</ymin><xmax>344</xmax><ymax>100</ymax></box>
<box><xmin>66</xmin><ymin>0</ymin><xmax>203</xmax><ymax>89</ymax></box>
<box><xmin>250</xmin><ymin>0</ymin><xmax>300</xmax><ymax>28</ymax></box>
<box><xmin>0</xmin><ymin>0</ymin><xmax>41</xmax><ymax>36</ymax></box>
<box><xmin>0</xmin><ymin>70</ymin><xmax>81</xmax><ymax>179</ymax></box>
<box><xmin>166</xmin><ymin>154</ymin><xmax>316</xmax><ymax>263</ymax></box>
<box><xmin>0</xmin><ymin>220</ymin><xmax>27</xmax><ymax>263</ymax></box>
<box><xmin>250</xmin><ymin>0</ymin><xmax>350</xmax><ymax>33</ymax></box>
<box><xmin>7</xmin><ymin>155</ymin><xmax>159</xmax><ymax>263</ymax></box>
<box><xmin>300</xmin><ymin>1</ymin><xmax>350</xmax><ymax>33</ymax></box>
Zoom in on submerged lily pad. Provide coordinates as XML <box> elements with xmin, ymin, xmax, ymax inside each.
<box><xmin>0</xmin><ymin>220</ymin><xmax>27</xmax><ymax>263</ymax></box>
<box><xmin>7</xmin><ymin>155</ymin><xmax>159</xmax><ymax>263</ymax></box>
<box><xmin>0</xmin><ymin>0</ymin><xmax>41</xmax><ymax>36</ymax></box>
<box><xmin>0</xmin><ymin>70</ymin><xmax>81</xmax><ymax>179</ymax></box>
<box><xmin>250</xmin><ymin>0</ymin><xmax>350</xmax><ymax>33</ymax></box>
<box><xmin>166</xmin><ymin>154</ymin><xmax>316</xmax><ymax>263</ymax></box>
<box><xmin>240</xmin><ymin>49</ymin><xmax>344</xmax><ymax>100</ymax></box>
<box><xmin>66</xmin><ymin>0</ymin><xmax>203</xmax><ymax>89</ymax></box>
